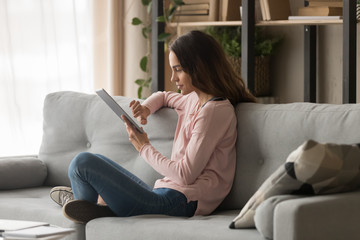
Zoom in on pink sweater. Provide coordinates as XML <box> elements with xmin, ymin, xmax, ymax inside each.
<box><xmin>140</xmin><ymin>91</ymin><xmax>237</xmax><ymax>215</ymax></box>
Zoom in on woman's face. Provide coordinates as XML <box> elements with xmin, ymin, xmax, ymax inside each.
<box><xmin>169</xmin><ymin>51</ymin><xmax>196</xmax><ymax>95</ymax></box>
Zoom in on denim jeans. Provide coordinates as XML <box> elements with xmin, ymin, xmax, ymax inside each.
<box><xmin>68</xmin><ymin>152</ymin><xmax>197</xmax><ymax>217</ymax></box>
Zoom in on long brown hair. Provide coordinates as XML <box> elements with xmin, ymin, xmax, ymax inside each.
<box><xmin>169</xmin><ymin>30</ymin><xmax>256</xmax><ymax>105</ymax></box>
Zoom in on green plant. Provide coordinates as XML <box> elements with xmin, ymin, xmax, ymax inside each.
<box><xmin>156</xmin><ymin>0</ymin><xmax>184</xmax><ymax>44</ymax></box>
<box><xmin>132</xmin><ymin>0</ymin><xmax>152</xmax><ymax>99</ymax></box>
<box><xmin>205</xmin><ymin>26</ymin><xmax>282</xmax><ymax>58</ymax></box>
<box><xmin>132</xmin><ymin>0</ymin><xmax>184</xmax><ymax>98</ymax></box>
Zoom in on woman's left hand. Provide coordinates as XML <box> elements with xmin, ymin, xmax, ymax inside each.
<box><xmin>122</xmin><ymin>115</ymin><xmax>149</xmax><ymax>152</ymax></box>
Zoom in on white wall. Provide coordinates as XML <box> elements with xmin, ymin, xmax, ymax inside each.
<box><xmin>123</xmin><ymin>0</ymin><xmax>150</xmax><ymax>98</ymax></box>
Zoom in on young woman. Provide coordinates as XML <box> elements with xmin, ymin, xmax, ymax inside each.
<box><xmin>50</xmin><ymin>30</ymin><xmax>256</xmax><ymax>223</ymax></box>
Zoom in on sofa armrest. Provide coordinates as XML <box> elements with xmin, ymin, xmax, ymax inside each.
<box><xmin>0</xmin><ymin>155</ymin><xmax>47</xmax><ymax>190</ymax></box>
<box><xmin>274</xmin><ymin>190</ymin><xmax>360</xmax><ymax>240</ymax></box>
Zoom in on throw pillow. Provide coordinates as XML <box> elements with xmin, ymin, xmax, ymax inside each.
<box><xmin>0</xmin><ymin>156</ymin><xmax>47</xmax><ymax>189</ymax></box>
<box><xmin>230</xmin><ymin>139</ymin><xmax>360</xmax><ymax>229</ymax></box>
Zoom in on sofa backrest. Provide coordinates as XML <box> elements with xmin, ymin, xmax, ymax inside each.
<box><xmin>39</xmin><ymin>91</ymin><xmax>177</xmax><ymax>187</ymax></box>
<box><xmin>219</xmin><ymin>102</ymin><xmax>360</xmax><ymax>210</ymax></box>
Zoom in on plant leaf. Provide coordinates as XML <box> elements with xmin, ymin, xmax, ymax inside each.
<box><xmin>168</xmin><ymin>6</ymin><xmax>178</xmax><ymax>17</ymax></box>
<box><xmin>147</xmin><ymin>3</ymin><xmax>152</xmax><ymax>14</ymax></box>
<box><xmin>142</xmin><ymin>27</ymin><xmax>148</xmax><ymax>39</ymax></box>
<box><xmin>132</xmin><ymin>17</ymin><xmax>142</xmax><ymax>25</ymax></box>
<box><xmin>135</xmin><ymin>79</ymin><xmax>145</xmax><ymax>86</ymax></box>
<box><xmin>137</xmin><ymin>86</ymin><xmax>143</xmax><ymax>99</ymax></box>
<box><xmin>158</xmin><ymin>32</ymin><xmax>171</xmax><ymax>42</ymax></box>
<box><xmin>144</xmin><ymin>77</ymin><xmax>152</xmax><ymax>87</ymax></box>
<box><xmin>173</xmin><ymin>0</ymin><xmax>185</xmax><ymax>6</ymax></box>
<box><xmin>141</xmin><ymin>0</ymin><xmax>151</xmax><ymax>6</ymax></box>
<box><xmin>157</xmin><ymin>16</ymin><xmax>165</xmax><ymax>22</ymax></box>
<box><xmin>140</xmin><ymin>56</ymin><xmax>148</xmax><ymax>72</ymax></box>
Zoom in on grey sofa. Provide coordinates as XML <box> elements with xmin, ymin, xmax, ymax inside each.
<box><xmin>1</xmin><ymin>91</ymin><xmax>360</xmax><ymax>240</ymax></box>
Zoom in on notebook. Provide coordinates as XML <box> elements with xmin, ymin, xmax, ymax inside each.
<box><xmin>96</xmin><ymin>88</ymin><xmax>144</xmax><ymax>134</ymax></box>
<box><xmin>0</xmin><ymin>219</ymin><xmax>49</xmax><ymax>232</ymax></box>
<box><xmin>2</xmin><ymin>226</ymin><xmax>75</xmax><ymax>238</ymax></box>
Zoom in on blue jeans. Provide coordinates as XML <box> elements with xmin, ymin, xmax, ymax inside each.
<box><xmin>68</xmin><ymin>152</ymin><xmax>197</xmax><ymax>217</ymax></box>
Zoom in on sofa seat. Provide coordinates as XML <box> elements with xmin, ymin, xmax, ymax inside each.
<box><xmin>0</xmin><ymin>186</ymin><xmax>85</xmax><ymax>240</ymax></box>
<box><xmin>0</xmin><ymin>186</ymin><xmax>262</xmax><ymax>240</ymax></box>
<box><xmin>86</xmin><ymin>211</ymin><xmax>262</xmax><ymax>240</ymax></box>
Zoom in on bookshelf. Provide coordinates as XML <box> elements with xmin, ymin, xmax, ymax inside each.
<box><xmin>168</xmin><ymin>19</ymin><xmax>345</xmax><ymax>37</ymax></box>
<box><xmin>152</xmin><ymin>0</ymin><xmax>357</xmax><ymax>103</ymax></box>
<box><xmin>169</xmin><ymin>19</ymin><xmax>343</xmax><ymax>29</ymax></box>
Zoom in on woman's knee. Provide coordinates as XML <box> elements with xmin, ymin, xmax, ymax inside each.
<box><xmin>68</xmin><ymin>152</ymin><xmax>98</xmax><ymax>178</ymax></box>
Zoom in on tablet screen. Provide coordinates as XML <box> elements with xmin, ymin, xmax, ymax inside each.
<box><xmin>96</xmin><ymin>89</ymin><xmax>144</xmax><ymax>134</ymax></box>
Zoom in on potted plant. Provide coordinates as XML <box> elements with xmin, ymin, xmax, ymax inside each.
<box><xmin>205</xmin><ymin>26</ymin><xmax>282</xmax><ymax>97</ymax></box>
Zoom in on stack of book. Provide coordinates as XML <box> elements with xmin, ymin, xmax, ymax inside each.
<box><xmin>174</xmin><ymin>0</ymin><xmax>219</xmax><ymax>22</ymax></box>
<box><xmin>0</xmin><ymin>219</ymin><xmax>75</xmax><ymax>239</ymax></box>
<box><xmin>259</xmin><ymin>0</ymin><xmax>291</xmax><ymax>21</ymax></box>
<box><xmin>296</xmin><ymin>0</ymin><xmax>343</xmax><ymax>18</ymax></box>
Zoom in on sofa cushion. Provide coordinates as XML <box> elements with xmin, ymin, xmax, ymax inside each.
<box><xmin>86</xmin><ymin>211</ymin><xmax>262</xmax><ymax>240</ymax></box>
<box><xmin>230</xmin><ymin>139</ymin><xmax>360</xmax><ymax>229</ymax></box>
<box><xmin>254</xmin><ymin>195</ymin><xmax>303</xmax><ymax>239</ymax></box>
<box><xmin>229</xmin><ymin>160</ymin><xmax>302</xmax><ymax>229</ymax></box>
<box><xmin>0</xmin><ymin>155</ymin><xmax>47</xmax><ymax>190</ymax></box>
<box><xmin>39</xmin><ymin>91</ymin><xmax>177</xmax><ymax>187</ymax></box>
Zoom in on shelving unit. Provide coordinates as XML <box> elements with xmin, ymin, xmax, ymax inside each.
<box><xmin>152</xmin><ymin>0</ymin><xmax>357</xmax><ymax>103</ymax></box>
<box><xmin>168</xmin><ymin>19</ymin><xmax>343</xmax><ymax>33</ymax></box>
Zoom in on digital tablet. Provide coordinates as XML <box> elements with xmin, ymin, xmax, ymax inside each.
<box><xmin>96</xmin><ymin>88</ymin><xmax>144</xmax><ymax>134</ymax></box>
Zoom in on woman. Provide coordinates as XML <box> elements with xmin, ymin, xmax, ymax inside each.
<box><xmin>50</xmin><ymin>30</ymin><xmax>256</xmax><ymax>223</ymax></box>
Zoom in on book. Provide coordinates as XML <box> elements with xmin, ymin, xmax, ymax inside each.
<box><xmin>220</xmin><ymin>0</ymin><xmax>241</xmax><ymax>21</ymax></box>
<box><xmin>288</xmin><ymin>15</ymin><xmax>342</xmax><ymax>20</ymax></box>
<box><xmin>178</xmin><ymin>3</ymin><xmax>209</xmax><ymax>11</ymax></box>
<box><xmin>174</xmin><ymin>15</ymin><xmax>210</xmax><ymax>22</ymax></box>
<box><xmin>176</xmin><ymin>2</ymin><xmax>209</xmax><ymax>15</ymax></box>
<box><xmin>308</xmin><ymin>1</ymin><xmax>343</xmax><ymax>7</ymax></box>
<box><xmin>259</xmin><ymin>0</ymin><xmax>268</xmax><ymax>20</ymax></box>
<box><xmin>175</xmin><ymin>9</ymin><xmax>209</xmax><ymax>15</ymax></box>
<box><xmin>298</xmin><ymin>6</ymin><xmax>343</xmax><ymax>16</ymax></box>
<box><xmin>306</xmin><ymin>0</ymin><xmax>342</xmax><ymax>2</ymax></box>
<box><xmin>254</xmin><ymin>0</ymin><xmax>263</xmax><ymax>21</ymax></box>
<box><xmin>174</xmin><ymin>0</ymin><xmax>219</xmax><ymax>22</ymax></box>
<box><xmin>263</xmin><ymin>0</ymin><xmax>270</xmax><ymax>20</ymax></box>
<box><xmin>262</xmin><ymin>0</ymin><xmax>291</xmax><ymax>20</ymax></box>
<box><xmin>2</xmin><ymin>226</ymin><xmax>75</xmax><ymax>238</ymax></box>
<box><xmin>268</xmin><ymin>0</ymin><xmax>291</xmax><ymax>20</ymax></box>
<box><xmin>0</xmin><ymin>219</ymin><xmax>49</xmax><ymax>232</ymax></box>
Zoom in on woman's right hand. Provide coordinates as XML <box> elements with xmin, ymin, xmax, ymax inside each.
<box><xmin>129</xmin><ymin>100</ymin><xmax>150</xmax><ymax>125</ymax></box>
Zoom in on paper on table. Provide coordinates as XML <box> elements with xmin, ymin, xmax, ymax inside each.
<box><xmin>0</xmin><ymin>219</ymin><xmax>49</xmax><ymax>232</ymax></box>
<box><xmin>2</xmin><ymin>226</ymin><xmax>75</xmax><ymax>238</ymax></box>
